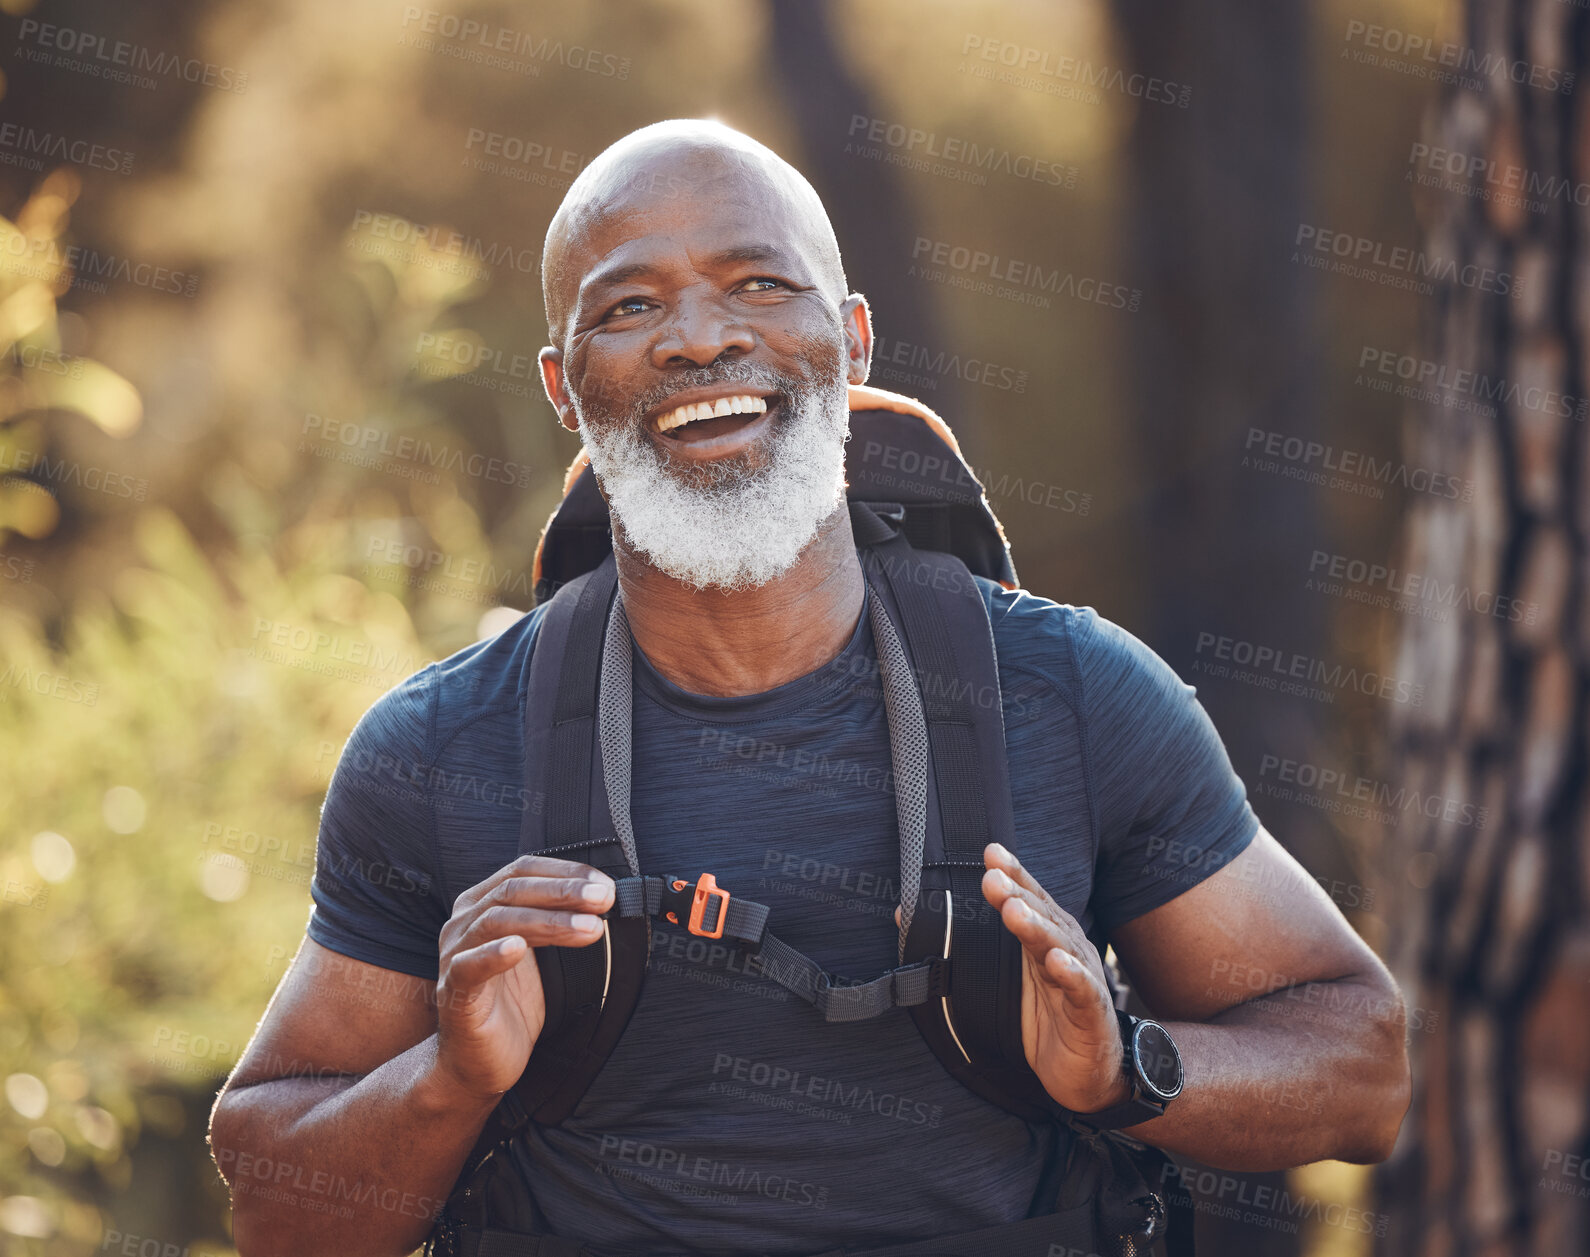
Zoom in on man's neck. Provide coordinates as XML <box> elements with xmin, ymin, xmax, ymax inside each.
<box><xmin>614</xmin><ymin>505</ymin><xmax>865</xmax><ymax>697</ymax></box>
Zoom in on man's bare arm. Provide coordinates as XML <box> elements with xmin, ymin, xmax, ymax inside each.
<box><xmin>984</xmin><ymin>828</ymin><xmax>1411</xmax><ymax>1172</ymax></box>
<box><xmin>209</xmin><ymin>940</ymin><xmax>491</xmax><ymax>1256</ymax></box>
<box><xmin>208</xmin><ymin>857</ymin><xmax>615</xmax><ymax>1257</ymax></box>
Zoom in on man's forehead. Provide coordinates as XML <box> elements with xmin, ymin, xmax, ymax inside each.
<box><xmin>543</xmin><ymin>126</ymin><xmax>846</xmax><ymax>334</ymax></box>
<box><xmin>573</xmin><ymin>134</ymin><xmax>794</xmax><ymax>209</ymax></box>
<box><xmin>564</xmin><ymin>153</ymin><xmax>816</xmax><ymax>272</ymax></box>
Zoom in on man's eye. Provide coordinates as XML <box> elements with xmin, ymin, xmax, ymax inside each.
<box><xmin>741</xmin><ymin>278</ymin><xmax>785</xmax><ymax>292</ymax></box>
<box><xmin>611</xmin><ymin>297</ymin><xmax>650</xmax><ymax>317</ymax></box>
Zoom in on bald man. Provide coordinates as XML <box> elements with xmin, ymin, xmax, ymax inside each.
<box><xmin>209</xmin><ymin>121</ymin><xmax>1410</xmax><ymax>1257</ymax></box>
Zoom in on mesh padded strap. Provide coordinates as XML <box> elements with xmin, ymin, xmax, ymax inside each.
<box><xmin>597</xmin><ymin>594</ymin><xmax>640</xmax><ymax>877</ymax></box>
<box><xmin>865</xmin><ymin>580</ymin><xmax>928</xmax><ymax>960</ymax></box>
<box><xmin>544</xmin><ymin>561</ymin><xmax>617</xmax><ymax>850</ymax></box>
<box><xmin>855</xmin><ymin>512</ymin><xmax>1015</xmax><ymax>866</ymax></box>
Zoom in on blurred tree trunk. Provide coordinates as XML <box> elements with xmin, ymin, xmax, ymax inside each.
<box><xmin>1113</xmin><ymin>1</ymin><xmax>1321</xmax><ymax>673</ymax></box>
<box><xmin>766</xmin><ymin>0</ymin><xmax>967</xmax><ymax>434</ymax></box>
<box><xmin>1114</xmin><ymin>6</ymin><xmax>1315</xmax><ymax>1252</ymax></box>
<box><xmin>1378</xmin><ymin>5</ymin><xmax>1590</xmax><ymax>1256</ymax></box>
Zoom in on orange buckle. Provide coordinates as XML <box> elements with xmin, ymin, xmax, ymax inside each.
<box><xmin>667</xmin><ymin>873</ymin><xmax>730</xmax><ymax>939</ymax></box>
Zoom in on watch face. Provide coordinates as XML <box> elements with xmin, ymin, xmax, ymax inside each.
<box><xmin>1133</xmin><ymin>1021</ymin><xmax>1184</xmax><ymax>1101</ymax></box>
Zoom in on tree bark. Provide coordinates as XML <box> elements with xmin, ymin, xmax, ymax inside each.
<box><xmin>1379</xmin><ymin>4</ymin><xmax>1590</xmax><ymax>1255</ymax></box>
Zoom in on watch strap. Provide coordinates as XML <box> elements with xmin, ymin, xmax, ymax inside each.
<box><xmin>1074</xmin><ymin>1092</ymin><xmax>1167</xmax><ymax>1131</ymax></box>
<box><xmin>1074</xmin><ymin>1011</ymin><xmax>1172</xmax><ymax>1131</ymax></box>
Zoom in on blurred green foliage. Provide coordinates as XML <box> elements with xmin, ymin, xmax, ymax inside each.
<box><xmin>0</xmin><ymin>178</ymin><xmax>545</xmax><ymax>1254</ymax></box>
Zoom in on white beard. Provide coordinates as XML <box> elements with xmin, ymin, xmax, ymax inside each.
<box><xmin>574</xmin><ymin>364</ymin><xmax>851</xmax><ymax>592</ymax></box>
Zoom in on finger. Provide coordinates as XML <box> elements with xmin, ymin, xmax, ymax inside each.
<box><xmin>465</xmin><ymin>905</ymin><xmax>606</xmax><ymax>951</ymax></box>
<box><xmin>453</xmin><ymin>855</ymin><xmax>606</xmax><ymax>912</ymax></box>
<box><xmin>982</xmin><ymin>868</ymin><xmax>1074</xmax><ymax>934</ymax></box>
<box><xmin>442</xmin><ymin>877</ymin><xmax>612</xmax><ymax>952</ymax></box>
<box><xmin>998</xmin><ymin>896</ymin><xmax>1102</xmax><ymax>1002</ymax></box>
<box><xmin>489</xmin><ymin>875</ymin><xmax>615</xmax><ymax>912</ymax></box>
<box><xmin>997</xmin><ymin>896</ymin><xmax>1077</xmax><ymax>973</ymax></box>
<box><xmin>981</xmin><ymin>862</ymin><xmax>1089</xmax><ymax>951</ymax></box>
<box><xmin>1039</xmin><ymin>944</ymin><xmax>1101</xmax><ymax>1003</ymax></box>
<box><xmin>1000</xmin><ymin>900</ymin><xmax>1111</xmax><ymax>1026</ymax></box>
<box><xmin>445</xmin><ymin>934</ymin><xmax>531</xmax><ymax>993</ymax></box>
<box><xmin>985</xmin><ymin>880</ymin><xmax>1104</xmax><ymax>1004</ymax></box>
<box><xmin>984</xmin><ymin>842</ymin><xmax>1061</xmax><ymax>907</ymax></box>
<box><xmin>981</xmin><ymin>865</ymin><xmax>1022</xmax><ymax>911</ymax></box>
<box><xmin>983</xmin><ymin>872</ymin><xmax>1053</xmax><ymax>934</ymax></box>
<box><xmin>1040</xmin><ymin>947</ymin><xmax>1118</xmax><ymax>1053</ymax></box>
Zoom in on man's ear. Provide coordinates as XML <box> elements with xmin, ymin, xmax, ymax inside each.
<box><xmin>840</xmin><ymin>294</ymin><xmax>873</xmax><ymax>386</ymax></box>
<box><xmin>539</xmin><ymin>347</ymin><xmax>580</xmax><ymax>433</ymax></box>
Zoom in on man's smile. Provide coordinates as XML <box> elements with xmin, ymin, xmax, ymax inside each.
<box><xmin>645</xmin><ymin>386</ymin><xmax>784</xmax><ymax>461</ymax></box>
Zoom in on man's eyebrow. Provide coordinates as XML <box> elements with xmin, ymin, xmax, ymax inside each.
<box><xmin>705</xmin><ymin>244</ymin><xmax>794</xmax><ymax>270</ymax></box>
<box><xmin>583</xmin><ymin>261</ymin><xmax>654</xmax><ymax>292</ymax></box>
<box><xmin>582</xmin><ymin>245</ymin><xmax>798</xmax><ymax>294</ymax></box>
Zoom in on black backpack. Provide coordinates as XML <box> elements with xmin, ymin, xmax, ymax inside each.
<box><xmin>427</xmin><ymin>386</ymin><xmax>1192</xmax><ymax>1257</ymax></box>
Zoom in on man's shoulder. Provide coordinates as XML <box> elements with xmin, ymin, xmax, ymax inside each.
<box><xmin>355</xmin><ymin>603</ymin><xmax>551</xmax><ymax>763</ymax></box>
<box><xmin>429</xmin><ymin>602</ymin><xmax>551</xmax><ymax>726</ymax></box>
<box><xmin>974</xmin><ymin>579</ymin><xmax>1178</xmax><ymax>705</ymax></box>
<box><xmin>973</xmin><ymin>577</ymin><xmax>1095</xmax><ymax>701</ymax></box>
<box><xmin>975</xmin><ymin>577</ymin><xmax>1083</xmax><ymax>639</ymax></box>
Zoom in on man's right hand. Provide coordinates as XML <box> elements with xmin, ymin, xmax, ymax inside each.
<box><xmin>433</xmin><ymin>855</ymin><xmax>616</xmax><ymax>1102</ymax></box>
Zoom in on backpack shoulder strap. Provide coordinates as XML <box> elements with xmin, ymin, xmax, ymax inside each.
<box><xmin>516</xmin><ymin>553</ymin><xmax>653</xmax><ymax>1127</ymax></box>
<box><xmin>855</xmin><ymin>507</ymin><xmax>1195</xmax><ymax>1253</ymax></box>
<box><xmin>448</xmin><ymin>555</ymin><xmax>652</xmax><ymax>1210</ymax></box>
<box><xmin>851</xmin><ymin>500</ymin><xmax>1068</xmax><ymax>1124</ymax></box>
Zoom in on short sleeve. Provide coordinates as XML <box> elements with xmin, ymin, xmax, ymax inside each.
<box><xmin>306</xmin><ymin>664</ymin><xmax>447</xmax><ymax>980</ymax></box>
<box><xmin>1076</xmin><ymin>608</ymin><xmax>1260</xmax><ymax>936</ymax></box>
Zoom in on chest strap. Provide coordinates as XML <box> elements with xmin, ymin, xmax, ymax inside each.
<box><xmin>606</xmin><ymin>872</ymin><xmax>948</xmax><ymax>1021</ymax></box>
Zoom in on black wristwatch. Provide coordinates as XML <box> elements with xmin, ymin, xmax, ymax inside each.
<box><xmin>1077</xmin><ymin>1010</ymin><xmax>1184</xmax><ymax>1131</ymax></box>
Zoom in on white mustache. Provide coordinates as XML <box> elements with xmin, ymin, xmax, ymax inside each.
<box><xmin>574</xmin><ymin>364</ymin><xmax>851</xmax><ymax>592</ymax></box>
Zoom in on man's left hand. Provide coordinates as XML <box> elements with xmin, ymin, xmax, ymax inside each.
<box><xmin>981</xmin><ymin>842</ymin><xmax>1130</xmax><ymax>1114</ymax></box>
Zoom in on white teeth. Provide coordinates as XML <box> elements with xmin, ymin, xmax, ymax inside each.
<box><xmin>655</xmin><ymin>393</ymin><xmax>768</xmax><ymax>433</ymax></box>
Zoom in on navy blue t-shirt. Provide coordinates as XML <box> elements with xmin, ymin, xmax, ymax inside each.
<box><xmin>306</xmin><ymin>570</ymin><xmax>1259</xmax><ymax>1255</ymax></box>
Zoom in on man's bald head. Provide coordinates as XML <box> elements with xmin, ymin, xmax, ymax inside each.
<box><xmin>541</xmin><ymin>119</ymin><xmax>848</xmax><ymax>345</ymax></box>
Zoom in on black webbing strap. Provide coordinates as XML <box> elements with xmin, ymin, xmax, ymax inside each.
<box><xmin>1164</xmin><ymin>1160</ymin><xmax>1196</xmax><ymax>1257</ymax></box>
<box><xmin>512</xmin><ymin>551</ymin><xmax>656</xmax><ymax>1133</ymax></box>
<box><xmin>521</xmin><ymin>554</ymin><xmax>622</xmax><ymax>863</ymax></box>
<box><xmin>851</xmin><ymin>505</ymin><xmax>1193</xmax><ymax>1254</ymax></box>
<box><xmin>753</xmin><ymin>933</ymin><xmax>946</xmax><ymax>1022</ymax></box>
<box><xmin>455</xmin><ymin>1227</ymin><xmax>586</xmax><ymax>1257</ymax></box>
<box><xmin>611</xmin><ymin>874</ymin><xmax>769</xmax><ymax>947</ymax></box>
<box><xmin>851</xmin><ymin>502</ymin><xmax>1015</xmax><ymax>865</ymax></box>
<box><xmin>607</xmin><ymin>876</ymin><xmax>947</xmax><ymax>1022</ymax></box>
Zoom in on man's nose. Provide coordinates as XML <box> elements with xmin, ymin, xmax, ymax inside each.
<box><xmin>650</xmin><ymin>289</ymin><xmax>756</xmax><ymax>368</ymax></box>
